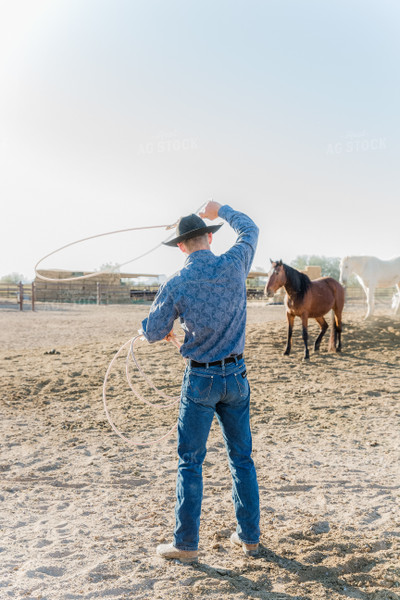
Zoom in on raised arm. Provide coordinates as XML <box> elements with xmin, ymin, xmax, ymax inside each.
<box><xmin>200</xmin><ymin>201</ymin><xmax>259</xmax><ymax>275</ymax></box>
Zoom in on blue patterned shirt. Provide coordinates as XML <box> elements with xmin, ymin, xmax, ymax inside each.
<box><xmin>141</xmin><ymin>205</ymin><xmax>259</xmax><ymax>362</ymax></box>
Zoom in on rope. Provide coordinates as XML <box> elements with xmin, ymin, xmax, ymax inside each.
<box><xmin>34</xmin><ymin>201</ymin><xmax>207</xmax><ymax>282</ymax></box>
<box><xmin>127</xmin><ymin>336</ymin><xmax>182</xmax><ymax>407</ymax></box>
<box><xmin>103</xmin><ymin>334</ymin><xmax>184</xmax><ymax>447</ymax></box>
<box><xmin>35</xmin><ymin>201</ymin><xmax>208</xmax><ymax>443</ymax></box>
<box><xmin>34</xmin><ymin>223</ymin><xmax>177</xmax><ymax>282</ymax></box>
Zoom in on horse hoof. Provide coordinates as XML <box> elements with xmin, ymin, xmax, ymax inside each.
<box><xmin>283</xmin><ymin>351</ymin><xmax>290</xmax><ymax>356</ymax></box>
<box><xmin>336</xmin><ymin>347</ymin><xmax>342</xmax><ymax>353</ymax></box>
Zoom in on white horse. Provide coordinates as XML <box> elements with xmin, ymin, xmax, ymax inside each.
<box><xmin>339</xmin><ymin>255</ymin><xmax>400</xmax><ymax>319</ymax></box>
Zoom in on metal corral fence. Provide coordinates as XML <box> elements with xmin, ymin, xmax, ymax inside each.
<box><xmin>343</xmin><ymin>286</ymin><xmax>396</xmax><ymax>306</ymax></box>
<box><xmin>0</xmin><ymin>281</ymin><xmax>397</xmax><ymax>311</ymax></box>
<box><xmin>0</xmin><ymin>282</ymin><xmax>33</xmax><ymax>310</ymax></box>
<box><xmin>0</xmin><ymin>282</ymin><xmax>159</xmax><ymax>310</ymax></box>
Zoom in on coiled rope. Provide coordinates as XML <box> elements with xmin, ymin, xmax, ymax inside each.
<box><xmin>103</xmin><ymin>334</ymin><xmax>184</xmax><ymax>447</ymax></box>
<box><xmin>35</xmin><ymin>201</ymin><xmax>208</xmax><ymax>444</ymax></box>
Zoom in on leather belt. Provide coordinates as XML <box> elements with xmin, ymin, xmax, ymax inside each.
<box><xmin>189</xmin><ymin>353</ymin><xmax>243</xmax><ymax>368</ymax></box>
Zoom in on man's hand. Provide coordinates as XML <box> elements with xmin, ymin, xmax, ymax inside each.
<box><xmin>199</xmin><ymin>200</ymin><xmax>222</xmax><ymax>221</ymax></box>
<box><xmin>164</xmin><ymin>330</ymin><xmax>175</xmax><ymax>342</ymax></box>
<box><xmin>164</xmin><ymin>329</ymin><xmax>182</xmax><ymax>350</ymax></box>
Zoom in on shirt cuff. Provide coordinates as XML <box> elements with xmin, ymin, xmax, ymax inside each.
<box><xmin>218</xmin><ymin>205</ymin><xmax>233</xmax><ymax>221</ymax></box>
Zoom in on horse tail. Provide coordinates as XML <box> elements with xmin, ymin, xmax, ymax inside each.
<box><xmin>324</xmin><ymin>278</ymin><xmax>345</xmax><ymax>311</ymax></box>
<box><xmin>318</xmin><ymin>278</ymin><xmax>343</xmax><ymax>351</ymax></box>
<box><xmin>328</xmin><ymin>310</ymin><xmax>336</xmax><ymax>351</ymax></box>
<box><xmin>326</xmin><ymin>279</ymin><xmax>344</xmax><ymax>352</ymax></box>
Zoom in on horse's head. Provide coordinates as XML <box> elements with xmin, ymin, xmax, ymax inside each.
<box><xmin>264</xmin><ymin>259</ymin><xmax>286</xmax><ymax>297</ymax></box>
<box><xmin>339</xmin><ymin>256</ymin><xmax>350</xmax><ymax>285</ymax></box>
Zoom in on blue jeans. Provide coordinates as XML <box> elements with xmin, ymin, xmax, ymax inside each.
<box><xmin>173</xmin><ymin>358</ymin><xmax>260</xmax><ymax>550</ymax></box>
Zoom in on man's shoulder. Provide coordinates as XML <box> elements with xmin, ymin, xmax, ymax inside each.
<box><xmin>161</xmin><ymin>267</ymin><xmax>185</xmax><ymax>291</ymax></box>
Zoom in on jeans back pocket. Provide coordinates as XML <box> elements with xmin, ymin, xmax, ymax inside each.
<box><xmin>185</xmin><ymin>371</ymin><xmax>214</xmax><ymax>404</ymax></box>
<box><xmin>234</xmin><ymin>369</ymin><xmax>250</xmax><ymax>399</ymax></box>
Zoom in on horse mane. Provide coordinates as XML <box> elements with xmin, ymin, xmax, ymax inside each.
<box><xmin>282</xmin><ymin>263</ymin><xmax>312</xmax><ymax>300</ymax></box>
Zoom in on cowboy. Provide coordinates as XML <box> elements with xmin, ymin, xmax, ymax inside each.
<box><xmin>141</xmin><ymin>200</ymin><xmax>260</xmax><ymax>562</ymax></box>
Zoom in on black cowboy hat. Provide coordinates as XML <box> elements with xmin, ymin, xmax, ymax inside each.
<box><xmin>163</xmin><ymin>214</ymin><xmax>223</xmax><ymax>247</ymax></box>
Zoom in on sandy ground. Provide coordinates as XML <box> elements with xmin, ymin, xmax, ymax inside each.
<box><xmin>1</xmin><ymin>302</ymin><xmax>399</xmax><ymax>600</ymax></box>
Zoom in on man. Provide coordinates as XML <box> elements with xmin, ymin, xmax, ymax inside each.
<box><xmin>141</xmin><ymin>200</ymin><xmax>260</xmax><ymax>562</ymax></box>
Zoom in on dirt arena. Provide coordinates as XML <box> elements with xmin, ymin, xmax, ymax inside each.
<box><xmin>1</xmin><ymin>302</ymin><xmax>399</xmax><ymax>600</ymax></box>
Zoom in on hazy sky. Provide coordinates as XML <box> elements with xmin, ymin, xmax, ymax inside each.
<box><xmin>1</xmin><ymin>0</ymin><xmax>399</xmax><ymax>280</ymax></box>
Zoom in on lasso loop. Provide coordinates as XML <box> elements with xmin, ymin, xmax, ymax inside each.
<box><xmin>34</xmin><ymin>223</ymin><xmax>176</xmax><ymax>282</ymax></box>
<box><xmin>35</xmin><ymin>201</ymin><xmax>207</xmax><ymax>282</ymax></box>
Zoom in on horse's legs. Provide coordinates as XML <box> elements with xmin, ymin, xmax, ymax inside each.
<box><xmin>365</xmin><ymin>285</ymin><xmax>375</xmax><ymax>319</ymax></box>
<box><xmin>301</xmin><ymin>314</ymin><xmax>309</xmax><ymax>360</ymax></box>
<box><xmin>284</xmin><ymin>313</ymin><xmax>295</xmax><ymax>356</ymax></box>
<box><xmin>331</xmin><ymin>309</ymin><xmax>343</xmax><ymax>352</ymax></box>
<box><xmin>359</xmin><ymin>281</ymin><xmax>370</xmax><ymax>319</ymax></box>
<box><xmin>314</xmin><ymin>316</ymin><xmax>328</xmax><ymax>352</ymax></box>
<box><xmin>393</xmin><ymin>284</ymin><xmax>400</xmax><ymax>315</ymax></box>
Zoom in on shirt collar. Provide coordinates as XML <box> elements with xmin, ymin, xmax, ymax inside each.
<box><xmin>184</xmin><ymin>249</ymin><xmax>213</xmax><ymax>266</ymax></box>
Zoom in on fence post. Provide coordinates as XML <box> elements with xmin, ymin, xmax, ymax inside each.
<box><xmin>19</xmin><ymin>282</ymin><xmax>23</xmax><ymax>311</ymax></box>
<box><xmin>32</xmin><ymin>282</ymin><xmax>36</xmax><ymax>311</ymax></box>
<box><xmin>97</xmin><ymin>282</ymin><xmax>101</xmax><ymax>305</ymax></box>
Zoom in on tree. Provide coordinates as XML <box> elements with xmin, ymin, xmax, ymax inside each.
<box><xmin>0</xmin><ymin>272</ymin><xmax>26</xmax><ymax>283</ymax></box>
<box><xmin>290</xmin><ymin>255</ymin><xmax>340</xmax><ymax>280</ymax></box>
<box><xmin>97</xmin><ymin>262</ymin><xmax>120</xmax><ymax>273</ymax></box>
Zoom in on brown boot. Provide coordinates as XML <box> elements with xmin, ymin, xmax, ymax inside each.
<box><xmin>230</xmin><ymin>532</ymin><xmax>259</xmax><ymax>557</ymax></box>
<box><xmin>156</xmin><ymin>542</ymin><xmax>198</xmax><ymax>563</ymax></box>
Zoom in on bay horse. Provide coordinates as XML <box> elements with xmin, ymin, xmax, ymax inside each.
<box><xmin>265</xmin><ymin>260</ymin><xmax>345</xmax><ymax>360</ymax></box>
<box><xmin>339</xmin><ymin>255</ymin><xmax>400</xmax><ymax>319</ymax></box>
